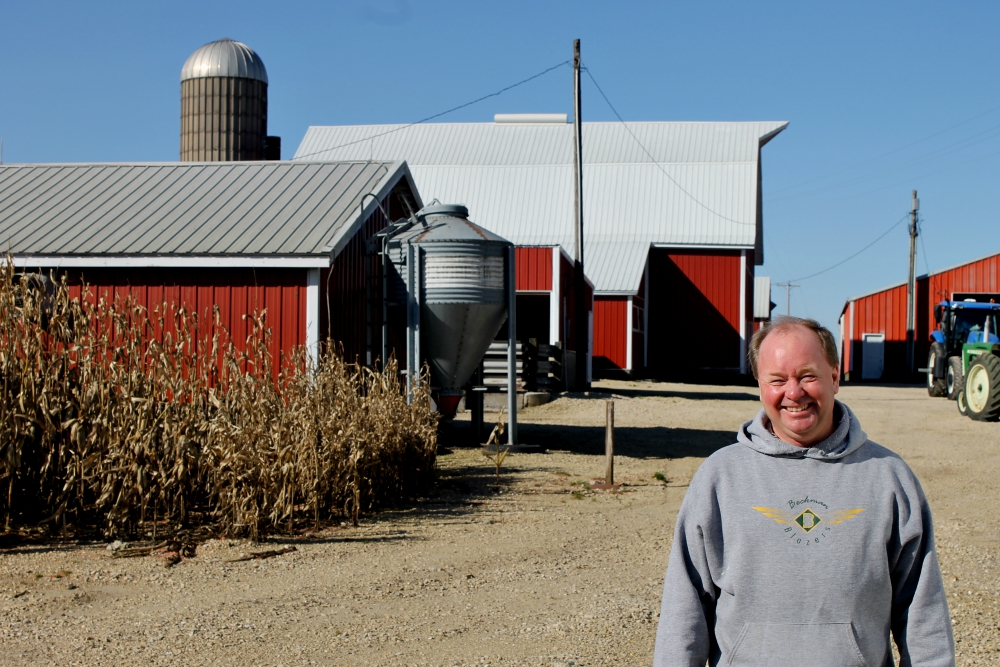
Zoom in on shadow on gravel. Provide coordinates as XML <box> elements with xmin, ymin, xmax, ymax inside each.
<box><xmin>0</xmin><ymin>542</ymin><xmax>93</xmax><ymax>557</ymax></box>
<box><xmin>517</xmin><ymin>423</ymin><xmax>734</xmax><ymax>459</ymax></box>
<box><xmin>269</xmin><ymin>533</ymin><xmax>418</xmax><ymax>545</ymax></box>
<box><xmin>570</xmin><ymin>388</ymin><xmax>759</xmax><ymax>402</ymax></box>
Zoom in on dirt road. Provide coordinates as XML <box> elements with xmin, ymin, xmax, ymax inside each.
<box><xmin>0</xmin><ymin>382</ymin><xmax>997</xmax><ymax>666</ymax></box>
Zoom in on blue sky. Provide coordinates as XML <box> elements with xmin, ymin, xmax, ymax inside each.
<box><xmin>3</xmin><ymin>1</ymin><xmax>1000</xmax><ymax>334</ymax></box>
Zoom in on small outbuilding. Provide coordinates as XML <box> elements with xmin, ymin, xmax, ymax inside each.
<box><xmin>840</xmin><ymin>250</ymin><xmax>1000</xmax><ymax>381</ymax></box>
<box><xmin>0</xmin><ymin>160</ymin><xmax>422</xmax><ymax>371</ymax></box>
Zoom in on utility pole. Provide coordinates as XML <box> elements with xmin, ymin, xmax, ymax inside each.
<box><xmin>774</xmin><ymin>281</ymin><xmax>800</xmax><ymax>316</ymax></box>
<box><xmin>572</xmin><ymin>38</ymin><xmax>589</xmax><ymax>390</ymax></box>
<box><xmin>906</xmin><ymin>190</ymin><xmax>920</xmax><ymax>374</ymax></box>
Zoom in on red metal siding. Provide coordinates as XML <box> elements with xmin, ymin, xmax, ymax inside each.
<box><xmin>515</xmin><ymin>247</ymin><xmax>553</xmax><ymax>291</ymax></box>
<box><xmin>926</xmin><ymin>254</ymin><xmax>1000</xmax><ymax>337</ymax></box>
<box><xmin>65</xmin><ymin>268</ymin><xmax>307</xmax><ymax>380</ymax></box>
<box><xmin>559</xmin><ymin>252</ymin><xmax>592</xmax><ymax>355</ymax></box>
<box><xmin>843</xmin><ymin>251</ymin><xmax>1000</xmax><ymax>380</ymax></box>
<box><xmin>842</xmin><ymin>282</ymin><xmax>914</xmax><ymax>380</ymax></box>
<box><xmin>841</xmin><ymin>308</ymin><xmax>852</xmax><ymax>374</ymax></box>
<box><xmin>593</xmin><ymin>297</ymin><xmax>628</xmax><ymax>370</ymax></box>
<box><xmin>647</xmin><ymin>249</ymin><xmax>743</xmax><ymax>374</ymax></box>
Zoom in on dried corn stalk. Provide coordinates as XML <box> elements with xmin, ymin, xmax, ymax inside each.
<box><xmin>0</xmin><ymin>263</ymin><xmax>438</xmax><ymax>539</ymax></box>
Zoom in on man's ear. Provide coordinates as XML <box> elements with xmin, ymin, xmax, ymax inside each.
<box><xmin>831</xmin><ymin>363</ymin><xmax>841</xmax><ymax>393</ymax></box>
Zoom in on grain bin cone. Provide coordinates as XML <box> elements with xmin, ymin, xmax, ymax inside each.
<box><xmin>393</xmin><ymin>204</ymin><xmax>513</xmax><ymax>412</ymax></box>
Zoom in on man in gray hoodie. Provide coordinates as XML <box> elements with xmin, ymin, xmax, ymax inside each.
<box><xmin>653</xmin><ymin>316</ymin><xmax>955</xmax><ymax>666</ymax></box>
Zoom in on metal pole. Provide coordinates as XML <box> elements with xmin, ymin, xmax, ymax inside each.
<box><xmin>572</xmin><ymin>38</ymin><xmax>589</xmax><ymax>391</ymax></box>
<box><xmin>507</xmin><ymin>245</ymin><xmax>518</xmax><ymax>446</ymax></box>
<box><xmin>365</xmin><ymin>243</ymin><xmax>373</xmax><ymax>367</ymax></box>
<box><xmin>774</xmin><ymin>282</ymin><xmax>799</xmax><ymax>316</ymax></box>
<box><xmin>405</xmin><ymin>242</ymin><xmax>416</xmax><ymax>404</ymax></box>
<box><xmin>382</xmin><ymin>236</ymin><xmax>389</xmax><ymax>370</ymax></box>
<box><xmin>907</xmin><ymin>190</ymin><xmax>920</xmax><ymax>373</ymax></box>
<box><xmin>413</xmin><ymin>245</ymin><xmax>422</xmax><ymax>404</ymax></box>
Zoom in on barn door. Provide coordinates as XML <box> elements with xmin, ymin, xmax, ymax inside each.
<box><xmin>862</xmin><ymin>333</ymin><xmax>885</xmax><ymax>380</ymax></box>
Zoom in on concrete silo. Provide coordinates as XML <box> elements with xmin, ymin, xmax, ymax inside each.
<box><xmin>180</xmin><ymin>38</ymin><xmax>280</xmax><ymax>161</ymax></box>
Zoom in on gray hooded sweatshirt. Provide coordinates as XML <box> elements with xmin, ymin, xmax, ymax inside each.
<box><xmin>653</xmin><ymin>401</ymin><xmax>954</xmax><ymax>667</ymax></box>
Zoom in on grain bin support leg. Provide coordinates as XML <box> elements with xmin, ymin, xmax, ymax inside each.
<box><xmin>405</xmin><ymin>243</ymin><xmax>416</xmax><ymax>404</ymax></box>
<box><xmin>508</xmin><ymin>245</ymin><xmax>518</xmax><ymax>446</ymax></box>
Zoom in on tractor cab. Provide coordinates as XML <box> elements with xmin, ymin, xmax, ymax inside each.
<box><xmin>933</xmin><ymin>301</ymin><xmax>1000</xmax><ymax>350</ymax></box>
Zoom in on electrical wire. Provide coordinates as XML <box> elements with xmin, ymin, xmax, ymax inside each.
<box><xmin>771</xmin><ymin>122</ymin><xmax>1000</xmax><ymax>204</ymax></box>
<box><xmin>770</xmin><ymin>103</ymin><xmax>1000</xmax><ymax>195</ymax></box>
<box><xmin>918</xmin><ymin>220</ymin><xmax>931</xmax><ymax>275</ymax></box>
<box><xmin>789</xmin><ymin>212</ymin><xmax>911</xmax><ymax>282</ymax></box>
<box><xmin>817</xmin><ymin>144</ymin><xmax>1000</xmax><ymax>205</ymax></box>
<box><xmin>582</xmin><ymin>66</ymin><xmax>755</xmax><ymax>226</ymax></box>
<box><xmin>294</xmin><ymin>60</ymin><xmax>571</xmax><ymax>160</ymax></box>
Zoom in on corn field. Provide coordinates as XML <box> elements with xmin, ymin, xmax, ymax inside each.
<box><xmin>0</xmin><ymin>265</ymin><xmax>438</xmax><ymax>540</ymax></box>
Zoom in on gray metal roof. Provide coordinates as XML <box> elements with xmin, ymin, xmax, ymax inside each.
<box><xmin>754</xmin><ymin>276</ymin><xmax>773</xmax><ymax>319</ymax></box>
<box><xmin>181</xmin><ymin>38</ymin><xmax>268</xmax><ymax>83</ymax></box>
<box><xmin>294</xmin><ymin>121</ymin><xmax>787</xmax><ymax>293</ymax></box>
<box><xmin>0</xmin><ymin>161</ymin><xmax>408</xmax><ymax>260</ymax></box>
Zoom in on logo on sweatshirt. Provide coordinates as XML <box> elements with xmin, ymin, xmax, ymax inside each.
<box><xmin>752</xmin><ymin>501</ymin><xmax>864</xmax><ymax>546</ymax></box>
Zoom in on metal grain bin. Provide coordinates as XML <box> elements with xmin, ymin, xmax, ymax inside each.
<box><xmin>391</xmin><ymin>204</ymin><xmax>513</xmax><ymax>416</ymax></box>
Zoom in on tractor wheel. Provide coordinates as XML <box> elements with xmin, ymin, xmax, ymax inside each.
<box><xmin>957</xmin><ymin>390</ymin><xmax>969</xmax><ymax>417</ymax></box>
<box><xmin>927</xmin><ymin>343</ymin><xmax>947</xmax><ymax>397</ymax></box>
<box><xmin>946</xmin><ymin>356</ymin><xmax>964</xmax><ymax>400</ymax></box>
<box><xmin>964</xmin><ymin>354</ymin><xmax>1000</xmax><ymax>421</ymax></box>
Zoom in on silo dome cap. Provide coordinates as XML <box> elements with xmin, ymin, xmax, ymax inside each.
<box><xmin>416</xmin><ymin>204</ymin><xmax>469</xmax><ymax>220</ymax></box>
<box><xmin>181</xmin><ymin>38</ymin><xmax>268</xmax><ymax>83</ymax></box>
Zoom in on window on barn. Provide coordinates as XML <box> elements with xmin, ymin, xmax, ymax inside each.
<box><xmin>632</xmin><ymin>301</ymin><xmax>644</xmax><ymax>333</ymax></box>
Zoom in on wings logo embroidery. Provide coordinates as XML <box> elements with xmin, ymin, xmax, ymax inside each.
<box><xmin>752</xmin><ymin>506</ymin><xmax>864</xmax><ymax>534</ymax></box>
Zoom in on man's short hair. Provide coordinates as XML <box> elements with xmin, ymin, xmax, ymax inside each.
<box><xmin>748</xmin><ymin>316</ymin><xmax>840</xmax><ymax>379</ymax></box>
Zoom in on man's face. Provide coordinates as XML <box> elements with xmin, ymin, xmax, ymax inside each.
<box><xmin>756</xmin><ymin>325</ymin><xmax>840</xmax><ymax>447</ymax></box>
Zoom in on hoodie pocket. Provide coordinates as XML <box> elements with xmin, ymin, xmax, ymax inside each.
<box><xmin>728</xmin><ymin>622</ymin><xmax>868</xmax><ymax>667</ymax></box>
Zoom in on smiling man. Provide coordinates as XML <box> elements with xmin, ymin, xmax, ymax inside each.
<box><xmin>653</xmin><ymin>316</ymin><xmax>955</xmax><ymax>667</ymax></box>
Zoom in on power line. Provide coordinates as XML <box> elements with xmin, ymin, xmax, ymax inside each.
<box><xmin>819</xmin><ymin>145</ymin><xmax>1000</xmax><ymax>205</ymax></box>
<box><xmin>918</xmin><ymin>220</ymin><xmax>931</xmax><ymax>275</ymax></box>
<box><xmin>294</xmin><ymin>60</ymin><xmax>572</xmax><ymax>160</ymax></box>
<box><xmin>582</xmin><ymin>66</ymin><xmax>755</xmax><ymax>226</ymax></box>
<box><xmin>789</xmin><ymin>212</ymin><xmax>911</xmax><ymax>282</ymax></box>
<box><xmin>770</xmin><ymin>102</ymin><xmax>1000</xmax><ymax>196</ymax></box>
<box><xmin>771</xmin><ymin>122</ymin><xmax>1000</xmax><ymax>204</ymax></box>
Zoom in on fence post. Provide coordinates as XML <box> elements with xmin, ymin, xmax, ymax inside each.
<box><xmin>605</xmin><ymin>400</ymin><xmax>614</xmax><ymax>485</ymax></box>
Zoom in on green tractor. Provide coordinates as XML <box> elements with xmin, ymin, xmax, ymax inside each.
<box><xmin>927</xmin><ymin>300</ymin><xmax>1000</xmax><ymax>419</ymax></box>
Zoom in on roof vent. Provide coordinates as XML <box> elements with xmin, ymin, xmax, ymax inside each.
<box><xmin>494</xmin><ymin>113</ymin><xmax>568</xmax><ymax>124</ymax></box>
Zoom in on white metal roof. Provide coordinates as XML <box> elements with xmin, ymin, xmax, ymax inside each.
<box><xmin>0</xmin><ymin>161</ymin><xmax>416</xmax><ymax>264</ymax></box>
<box><xmin>754</xmin><ymin>276</ymin><xmax>773</xmax><ymax>319</ymax></box>
<box><xmin>294</xmin><ymin>121</ymin><xmax>787</xmax><ymax>293</ymax></box>
<box><xmin>181</xmin><ymin>38</ymin><xmax>268</xmax><ymax>83</ymax></box>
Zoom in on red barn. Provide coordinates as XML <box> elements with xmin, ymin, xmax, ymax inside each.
<box><xmin>0</xmin><ymin>160</ymin><xmax>421</xmax><ymax>372</ymax></box>
<box><xmin>840</xmin><ymin>250</ymin><xmax>1000</xmax><ymax>381</ymax></box>
<box><xmin>296</xmin><ymin>117</ymin><xmax>786</xmax><ymax>378</ymax></box>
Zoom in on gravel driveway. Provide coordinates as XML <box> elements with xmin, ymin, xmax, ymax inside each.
<box><xmin>0</xmin><ymin>381</ymin><xmax>996</xmax><ymax>666</ymax></box>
